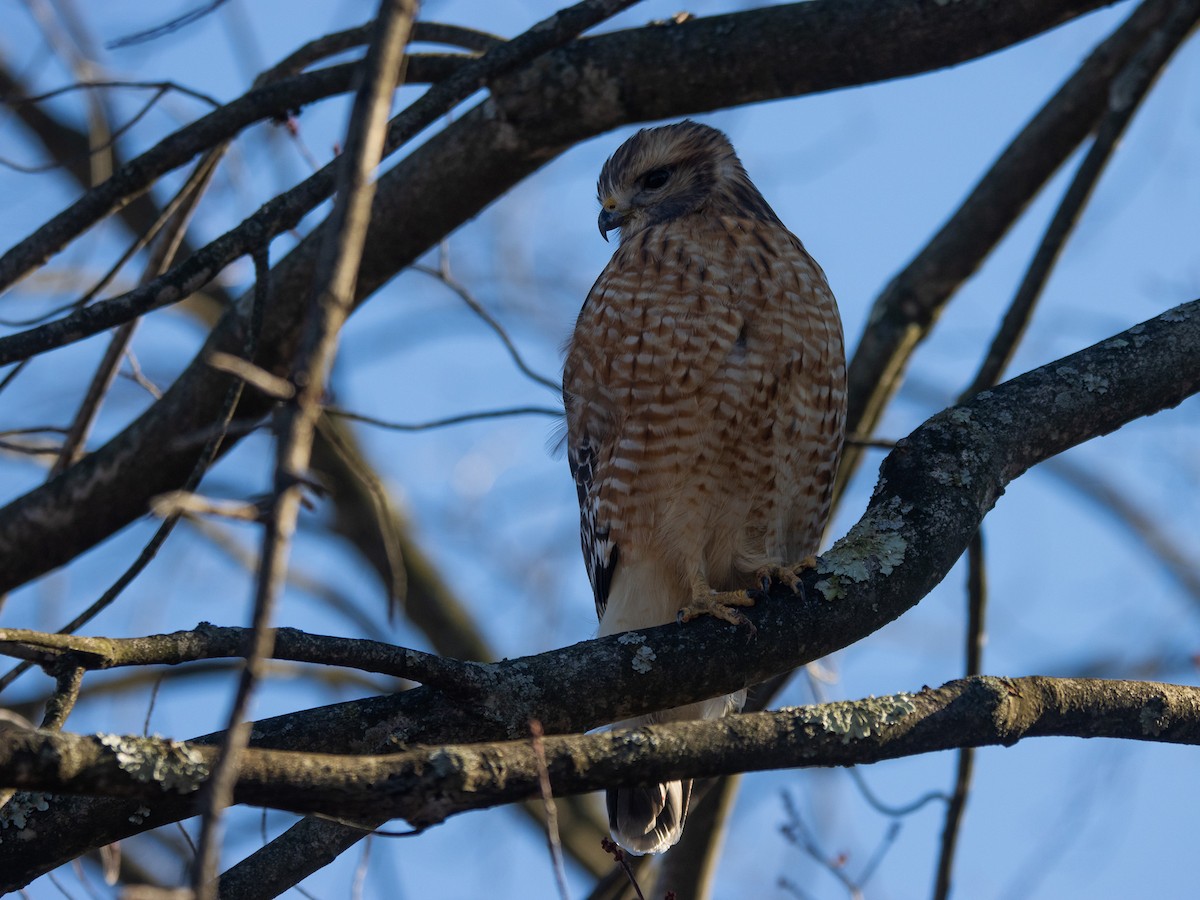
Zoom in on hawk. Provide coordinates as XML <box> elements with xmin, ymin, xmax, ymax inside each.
<box><xmin>563</xmin><ymin>121</ymin><xmax>846</xmax><ymax>854</ymax></box>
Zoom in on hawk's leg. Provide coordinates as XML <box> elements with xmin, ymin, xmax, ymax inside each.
<box><xmin>755</xmin><ymin>555</ymin><xmax>817</xmax><ymax>596</ymax></box>
<box><xmin>677</xmin><ymin>576</ymin><xmax>761</xmax><ymax>633</ymax></box>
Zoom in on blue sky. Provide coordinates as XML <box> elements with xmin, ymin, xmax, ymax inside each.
<box><xmin>1</xmin><ymin>1</ymin><xmax>1198</xmax><ymax>897</ymax></box>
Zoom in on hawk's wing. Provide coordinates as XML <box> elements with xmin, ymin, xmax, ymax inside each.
<box><xmin>565</xmin><ymin>422</ymin><xmax>618</xmax><ymax>620</ymax></box>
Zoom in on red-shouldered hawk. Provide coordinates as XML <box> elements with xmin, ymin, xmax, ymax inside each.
<box><xmin>563</xmin><ymin>121</ymin><xmax>847</xmax><ymax>855</ymax></box>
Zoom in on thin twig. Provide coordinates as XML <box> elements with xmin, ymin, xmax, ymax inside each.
<box><xmin>107</xmin><ymin>0</ymin><xmax>231</xmax><ymax>49</ymax></box>
<box><xmin>0</xmin><ymin>360</ymin><xmax>29</xmax><ymax>396</ymax></box>
<box><xmin>121</xmin><ymin>347</ymin><xmax>163</xmax><ymax>399</ymax></box>
<box><xmin>0</xmin><ymin>83</ymin><xmax>220</xmax><ymax>175</ymax></box>
<box><xmin>314</xmin><ymin>416</ymin><xmax>407</xmax><ymax>614</ymax></box>
<box><xmin>325</xmin><ymin>404</ymin><xmax>561</xmax><ymax>431</ymax></box>
<box><xmin>859</xmin><ymin>822</ymin><xmax>903</xmax><ymax>888</ymax></box>
<box><xmin>847</xmin><ymin>767</ymin><xmax>949</xmax><ymax>818</ymax></box>
<box><xmin>0</xmin><ymin>246</ymin><xmax>269</xmax><ymax>696</ymax></box>
<box><xmin>933</xmin><ymin>530</ymin><xmax>987</xmax><ymax>900</ymax></box>
<box><xmin>414</xmin><ymin>262</ymin><xmax>559</xmax><ymax>393</ymax></box>
<box><xmin>0</xmin><ymin>152</ymin><xmax>223</xmax><ymax>331</ymax></box>
<box><xmin>780</xmin><ymin>791</ymin><xmax>863</xmax><ymax>900</ymax></box>
<box><xmin>530</xmin><ymin>719</ymin><xmax>571</xmax><ymax>900</ymax></box>
<box><xmin>48</xmin><ymin>321</ymin><xmax>139</xmax><ymax>476</ymax></box>
<box><xmin>143</xmin><ymin>675</ymin><xmax>163</xmax><ymax>736</ymax></box>
<box><xmin>190</xmin><ymin>6</ymin><xmax>416</xmax><ymax>894</ymax></box>
<box><xmin>0</xmin><ymin>0</ymin><xmax>642</xmax><ymax>365</ymax></box>
<box><xmin>39</xmin><ymin>665</ymin><xmax>85</xmax><ymax>731</ymax></box>
<box><xmin>8</xmin><ymin>79</ymin><xmax>221</xmax><ymax>109</ymax></box>
<box><xmin>960</xmin><ymin>0</ymin><xmax>1200</xmax><ymax>399</ymax></box>
<box><xmin>600</xmin><ymin>838</ymin><xmax>645</xmax><ymax>900</ymax></box>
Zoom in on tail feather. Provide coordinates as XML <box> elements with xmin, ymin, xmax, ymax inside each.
<box><xmin>607</xmin><ymin>779</ymin><xmax>692</xmax><ymax>855</ymax></box>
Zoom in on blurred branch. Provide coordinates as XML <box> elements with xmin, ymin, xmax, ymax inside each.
<box><xmin>50</xmin><ymin>152</ymin><xmax>222</xmax><ymax>476</ymax></box>
<box><xmin>107</xmin><ymin>0</ymin><xmax>231</xmax><ymax>49</ymax></box>
<box><xmin>961</xmin><ymin>0</ymin><xmax>1200</xmax><ymax>399</ymax></box>
<box><xmin>24</xmin><ymin>0</ymin><xmax>114</xmax><ymax>187</ymax></box>
<box><xmin>1</xmin><ymin>299</ymin><xmax>1196</xmax><ymax>888</ymax></box>
<box><xmin>0</xmin><ymin>0</ymin><xmax>1122</xmax><ymax>595</ymax></box>
<box><xmin>780</xmin><ymin>790</ymin><xmax>864</xmax><ymax>900</ymax></box>
<box><xmin>413</xmin><ymin>262</ymin><xmax>559</xmax><ymax>392</ymax></box>
<box><xmin>834</xmin><ymin>0</ymin><xmax>1186</xmax><ymax>503</ymax></box>
<box><xmin>326</xmin><ymin>404</ymin><xmax>561</xmax><ymax>431</ymax></box>
<box><xmin>652</xmin><ymin>776</ymin><xmax>739</xmax><ymax>900</ymax></box>
<box><xmin>0</xmin><ymin>0</ymin><xmax>641</xmax><ymax>336</ymax></box>
<box><xmin>309</xmin><ymin>414</ymin><xmax>493</xmax><ymax>659</ymax></box>
<box><xmin>191</xmin><ymin>3</ymin><xmax>416</xmax><ymax>891</ymax></box>
<box><xmin>933</xmin><ymin>531</ymin><xmax>988</xmax><ymax>900</ymax></box>
<box><xmin>1044</xmin><ymin>457</ymin><xmax>1200</xmax><ymax>608</ymax></box>
<box><xmin>0</xmin><ymin>249</ymin><xmax>268</xmax><ymax>696</ymax></box>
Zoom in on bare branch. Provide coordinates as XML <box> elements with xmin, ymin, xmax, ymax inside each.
<box><xmin>191</xmin><ymin>4</ymin><xmax>416</xmax><ymax>890</ymax></box>
<box><xmin>960</xmin><ymin>0</ymin><xmax>1200</xmax><ymax>398</ymax></box>
<box><xmin>1</xmin><ymin>299</ymin><xmax>1196</xmax><ymax>889</ymax></box>
<box><xmin>835</xmin><ymin>0</ymin><xmax>1187</xmax><ymax>501</ymax></box>
<box><xmin>933</xmin><ymin>532</ymin><xmax>988</xmax><ymax>900</ymax></box>
<box><xmin>325</xmin><ymin>404</ymin><xmax>561</xmax><ymax>431</ymax></box>
<box><xmin>107</xmin><ymin>0</ymin><xmax>231</xmax><ymax>50</ymax></box>
<box><xmin>0</xmin><ymin>1</ymin><xmax>1124</xmax><ymax>598</ymax></box>
<box><xmin>2</xmin><ymin>677</ymin><xmax>1200</xmax><ymax>824</ymax></box>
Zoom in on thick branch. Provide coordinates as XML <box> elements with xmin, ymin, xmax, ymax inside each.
<box><xmin>0</xmin><ymin>299</ymin><xmax>1196</xmax><ymax>888</ymax></box>
<box><xmin>836</xmin><ymin>0</ymin><xmax>1186</xmax><ymax>497</ymax></box>
<box><xmin>0</xmin><ymin>0</ymin><xmax>1120</xmax><ymax>594</ymax></box>
<box><xmin>1</xmin><ymin>677</ymin><xmax>1198</xmax><ymax>823</ymax></box>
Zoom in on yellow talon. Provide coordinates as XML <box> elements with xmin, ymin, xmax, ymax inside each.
<box><xmin>677</xmin><ymin>588</ymin><xmax>758</xmax><ymax>635</ymax></box>
<box><xmin>755</xmin><ymin>557</ymin><xmax>817</xmax><ymax>595</ymax></box>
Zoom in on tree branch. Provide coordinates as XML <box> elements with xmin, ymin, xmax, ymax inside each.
<box><xmin>835</xmin><ymin>0</ymin><xmax>1185</xmax><ymax>500</ymax></box>
<box><xmin>0</xmin><ymin>298</ymin><xmax>1196</xmax><ymax>889</ymax></box>
<box><xmin>0</xmin><ymin>0</ymin><xmax>1124</xmax><ymax>599</ymax></box>
<box><xmin>2</xmin><ymin>676</ymin><xmax>1198</xmax><ymax>823</ymax></box>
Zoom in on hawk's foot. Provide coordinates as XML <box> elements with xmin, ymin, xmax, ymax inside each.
<box><xmin>755</xmin><ymin>556</ymin><xmax>817</xmax><ymax>596</ymax></box>
<box><xmin>677</xmin><ymin>588</ymin><xmax>759</xmax><ymax>636</ymax></box>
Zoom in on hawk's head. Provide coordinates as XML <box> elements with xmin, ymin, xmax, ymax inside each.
<box><xmin>595</xmin><ymin>120</ymin><xmax>779</xmax><ymax>243</ymax></box>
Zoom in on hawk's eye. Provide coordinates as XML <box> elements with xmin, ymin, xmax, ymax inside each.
<box><xmin>641</xmin><ymin>168</ymin><xmax>671</xmax><ymax>190</ymax></box>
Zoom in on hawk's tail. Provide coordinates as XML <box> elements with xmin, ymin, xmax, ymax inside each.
<box><xmin>606</xmin><ymin>779</ymin><xmax>692</xmax><ymax>855</ymax></box>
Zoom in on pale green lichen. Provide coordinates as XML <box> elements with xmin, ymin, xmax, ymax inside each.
<box><xmin>816</xmin><ymin>498</ymin><xmax>910</xmax><ymax>600</ymax></box>
<box><xmin>0</xmin><ymin>792</ymin><xmax>50</xmax><ymax>833</ymax></box>
<box><xmin>129</xmin><ymin>805</ymin><xmax>152</xmax><ymax>825</ymax></box>
<box><xmin>1161</xmin><ymin>306</ymin><xmax>1191</xmax><ymax>323</ymax></box>
<box><xmin>947</xmin><ymin>407</ymin><xmax>973</xmax><ymax>425</ymax></box>
<box><xmin>96</xmin><ymin>733</ymin><xmax>208</xmax><ymax>794</ymax></box>
<box><xmin>631</xmin><ymin>645</ymin><xmax>657</xmax><ymax>674</ymax></box>
<box><xmin>616</xmin><ymin>632</ymin><xmax>645</xmax><ymax>645</ymax></box>
<box><xmin>788</xmin><ymin>693</ymin><xmax>917</xmax><ymax>744</ymax></box>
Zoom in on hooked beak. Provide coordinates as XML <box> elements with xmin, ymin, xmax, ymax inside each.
<box><xmin>598</xmin><ymin>207</ymin><xmax>626</xmax><ymax>242</ymax></box>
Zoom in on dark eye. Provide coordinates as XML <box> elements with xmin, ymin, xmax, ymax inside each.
<box><xmin>641</xmin><ymin>168</ymin><xmax>671</xmax><ymax>190</ymax></box>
